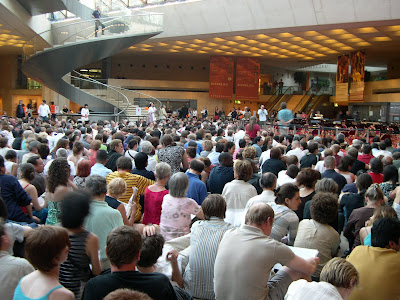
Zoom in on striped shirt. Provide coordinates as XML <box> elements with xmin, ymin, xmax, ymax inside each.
<box><xmin>268</xmin><ymin>202</ymin><xmax>299</xmax><ymax>245</ymax></box>
<box><xmin>106</xmin><ymin>171</ymin><xmax>154</xmax><ymax>222</ymax></box>
<box><xmin>183</xmin><ymin>218</ymin><xmax>234</xmax><ymax>299</ymax></box>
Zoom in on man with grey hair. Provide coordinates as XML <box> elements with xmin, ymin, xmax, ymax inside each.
<box><xmin>184</xmin><ymin>133</ymin><xmax>203</xmax><ymax>155</ymax></box>
<box><xmin>321</xmin><ymin>156</ymin><xmax>347</xmax><ymax>193</ymax></box>
<box><xmin>44</xmin><ymin>147</ymin><xmax>76</xmax><ymax>177</ymax></box>
<box><xmin>214</xmin><ymin>202</ymin><xmax>319</xmax><ymax>300</ymax></box>
<box><xmin>285</xmin><ymin>140</ymin><xmax>305</xmax><ymax>162</ymax></box>
<box><xmin>82</xmin><ymin>134</ymin><xmax>93</xmax><ymax>150</ymax></box>
<box><xmin>241</xmin><ymin>172</ymin><xmax>277</xmax><ymax>224</ymax></box>
<box><xmin>21</xmin><ymin>140</ymin><xmax>40</xmax><ymax>164</ymax></box>
<box><xmin>140</xmin><ymin>141</ymin><xmax>157</xmax><ymax>172</ymax></box>
<box><xmin>85</xmin><ymin>175</ymin><xmax>123</xmax><ymax>270</ymax></box>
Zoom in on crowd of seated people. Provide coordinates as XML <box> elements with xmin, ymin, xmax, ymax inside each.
<box><xmin>1</xmin><ymin>112</ymin><xmax>400</xmax><ymax>300</ymax></box>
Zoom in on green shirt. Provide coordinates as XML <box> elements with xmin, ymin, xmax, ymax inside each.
<box><xmin>84</xmin><ymin>200</ymin><xmax>123</xmax><ymax>260</ymax></box>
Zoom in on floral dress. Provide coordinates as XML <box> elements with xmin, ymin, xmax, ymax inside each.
<box><xmin>158</xmin><ymin>145</ymin><xmax>185</xmax><ymax>174</ymax></box>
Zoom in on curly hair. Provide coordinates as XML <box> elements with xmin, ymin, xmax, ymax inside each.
<box><xmin>310</xmin><ymin>192</ymin><xmax>338</xmax><ymax>224</ymax></box>
<box><xmin>242</xmin><ymin>146</ymin><xmax>257</xmax><ymax>160</ymax></box>
<box><xmin>47</xmin><ymin>158</ymin><xmax>71</xmax><ymax>193</ymax></box>
<box><xmin>296</xmin><ymin>168</ymin><xmax>321</xmax><ymax>189</ymax></box>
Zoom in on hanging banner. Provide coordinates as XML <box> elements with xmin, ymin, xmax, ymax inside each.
<box><xmin>336</xmin><ymin>54</ymin><xmax>350</xmax><ymax>103</ymax></box>
<box><xmin>209</xmin><ymin>56</ymin><xmax>233</xmax><ymax>99</ymax></box>
<box><xmin>349</xmin><ymin>50</ymin><xmax>366</xmax><ymax>102</ymax></box>
<box><xmin>235</xmin><ymin>57</ymin><xmax>260</xmax><ymax>100</ymax></box>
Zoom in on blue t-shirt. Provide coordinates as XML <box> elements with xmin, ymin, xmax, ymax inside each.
<box><xmin>186</xmin><ymin>171</ymin><xmax>207</xmax><ymax>205</ymax></box>
<box><xmin>92</xmin><ymin>10</ymin><xmax>101</xmax><ymax>19</ymax></box>
<box><xmin>278</xmin><ymin>109</ymin><xmax>293</xmax><ymax>125</ymax></box>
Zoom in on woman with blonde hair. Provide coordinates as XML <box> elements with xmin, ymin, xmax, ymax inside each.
<box><xmin>222</xmin><ymin>159</ymin><xmax>257</xmax><ymax>226</ymax></box>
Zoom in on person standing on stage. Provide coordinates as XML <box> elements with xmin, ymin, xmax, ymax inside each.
<box><xmin>92</xmin><ymin>6</ymin><xmax>105</xmax><ymax>37</ymax></box>
<box><xmin>278</xmin><ymin>102</ymin><xmax>293</xmax><ymax>135</ymax></box>
<box><xmin>258</xmin><ymin>105</ymin><xmax>268</xmax><ymax>128</ymax></box>
<box><xmin>201</xmin><ymin>106</ymin><xmax>208</xmax><ymax>119</ymax></box>
<box><xmin>38</xmin><ymin>100</ymin><xmax>50</xmax><ymax>122</ymax></box>
<box><xmin>81</xmin><ymin>104</ymin><xmax>90</xmax><ymax>124</ymax></box>
<box><xmin>16</xmin><ymin>100</ymin><xmax>25</xmax><ymax>119</ymax></box>
<box><xmin>147</xmin><ymin>102</ymin><xmax>156</xmax><ymax>123</ymax></box>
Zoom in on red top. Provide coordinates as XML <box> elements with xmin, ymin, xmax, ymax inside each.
<box><xmin>246</xmin><ymin>123</ymin><xmax>261</xmax><ymax>139</ymax></box>
<box><xmin>358</xmin><ymin>154</ymin><xmax>375</xmax><ymax>165</ymax></box>
<box><xmin>142</xmin><ymin>188</ymin><xmax>169</xmax><ymax>225</ymax></box>
<box><xmin>368</xmin><ymin>172</ymin><xmax>384</xmax><ymax>184</ymax></box>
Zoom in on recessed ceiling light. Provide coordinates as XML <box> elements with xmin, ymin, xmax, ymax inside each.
<box><xmin>169</xmin><ymin>49</ymin><xmax>179</xmax><ymax>52</ymax></box>
<box><xmin>207</xmin><ymin>42</ymin><xmax>218</xmax><ymax>46</ymax></box>
<box><xmin>313</xmin><ymin>35</ymin><xmax>328</xmax><ymax>40</ymax></box>
<box><xmin>220</xmin><ymin>45</ymin><xmax>230</xmax><ymax>49</ymax></box>
<box><xmin>197</xmin><ymin>50</ymin><xmax>207</xmax><ymax>53</ymax></box>
<box><xmin>289</xmin><ymin>45</ymin><xmax>300</xmax><ymax>49</ymax></box>
<box><xmin>172</xmin><ymin>45</ymin><xmax>183</xmax><ymax>49</ymax></box>
<box><xmin>338</xmin><ymin>34</ymin><xmax>356</xmax><ymax>39</ymax></box>
<box><xmin>314</xmin><ymin>53</ymin><xmax>326</xmax><ymax>57</ymax></box>
<box><xmin>247</xmin><ymin>39</ymin><xmax>259</xmax><ymax>44</ymax></box>
<box><xmin>279</xmin><ymin>33</ymin><xmax>294</xmax><ymax>38</ymax></box>
<box><xmin>301</xmin><ymin>40</ymin><xmax>312</xmax><ymax>45</ymax></box>
<box><xmin>268</xmin><ymin>38</ymin><xmax>280</xmax><ymax>43</ymax></box>
<box><xmin>238</xmin><ymin>44</ymin><xmax>250</xmax><ymax>48</ymax></box>
<box><xmin>176</xmin><ymin>41</ymin><xmax>187</xmax><ymax>45</ymax></box>
<box><xmin>340</xmin><ymin>46</ymin><xmax>354</xmax><ymax>50</ymax></box>
<box><xmin>249</xmin><ymin>47</ymin><xmax>260</xmax><ymax>51</ymax></box>
<box><xmin>193</xmin><ymin>39</ymin><xmax>205</xmax><ymax>43</ymax></box>
<box><xmin>233</xmin><ymin>36</ymin><xmax>247</xmax><ymax>41</ymax></box>
<box><xmin>214</xmin><ymin>49</ymin><xmax>223</xmax><ymax>53</ymax></box>
<box><xmin>291</xmin><ymin>37</ymin><xmax>304</xmax><ymax>42</ymax></box>
<box><xmin>255</xmin><ymin>34</ymin><xmax>269</xmax><ymax>39</ymax></box>
<box><xmin>260</xmin><ymin>50</ymin><xmax>270</xmax><ymax>54</ymax></box>
<box><xmin>356</xmin><ymin>27</ymin><xmax>379</xmax><ymax>33</ymax></box>
<box><xmin>370</xmin><ymin>36</ymin><xmax>392</xmax><ymax>41</ymax></box>
<box><xmin>328</xmin><ymin>29</ymin><xmax>348</xmax><ymax>35</ymax></box>
<box><xmin>188</xmin><ymin>44</ymin><xmax>200</xmax><ymax>48</ymax></box>
<box><xmin>304</xmin><ymin>31</ymin><xmax>319</xmax><ymax>36</ymax></box>
<box><xmin>226</xmin><ymin>41</ymin><xmax>238</xmax><ymax>45</ymax></box>
<box><xmin>213</xmin><ymin>38</ymin><xmax>226</xmax><ymax>42</ymax></box>
<box><xmin>242</xmin><ymin>51</ymin><xmax>251</xmax><ymax>55</ymax></box>
<box><xmin>158</xmin><ymin>42</ymin><xmax>168</xmax><ymax>46</ymax></box>
<box><xmin>258</xmin><ymin>43</ymin><xmax>270</xmax><ymax>47</ymax></box>
<box><xmin>184</xmin><ymin>48</ymin><xmax>195</xmax><ymax>51</ymax></box>
<box><xmin>225</xmin><ymin>52</ymin><xmax>234</xmax><ymax>55</ymax></box>
<box><xmin>382</xmin><ymin>25</ymin><xmax>400</xmax><ymax>31</ymax></box>
<box><xmin>201</xmin><ymin>47</ymin><xmax>212</xmax><ymax>51</ymax></box>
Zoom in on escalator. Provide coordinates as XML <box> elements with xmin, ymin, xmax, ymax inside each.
<box><xmin>292</xmin><ymin>87</ymin><xmax>320</xmax><ymax>114</ymax></box>
<box><xmin>270</xmin><ymin>87</ymin><xmax>294</xmax><ymax>112</ymax></box>
<box><xmin>265</xmin><ymin>86</ymin><xmax>292</xmax><ymax>112</ymax></box>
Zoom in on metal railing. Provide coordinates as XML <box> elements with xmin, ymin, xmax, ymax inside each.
<box><xmin>22</xmin><ymin>12</ymin><xmax>164</xmax><ymax>59</ymax></box>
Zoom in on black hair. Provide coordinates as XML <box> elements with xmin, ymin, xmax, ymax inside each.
<box><xmin>371</xmin><ymin>218</ymin><xmax>400</xmax><ymax>248</ymax></box>
<box><xmin>238</xmin><ymin>139</ymin><xmax>246</xmax><ymax>148</ymax></box>
<box><xmin>134</xmin><ymin>152</ymin><xmax>148</xmax><ymax>170</ymax></box>
<box><xmin>356</xmin><ymin>173</ymin><xmax>373</xmax><ymax>198</ymax></box>
<box><xmin>370</xmin><ymin>158</ymin><xmax>383</xmax><ymax>174</ymax></box>
<box><xmin>215</xmin><ymin>142</ymin><xmax>224</xmax><ymax>153</ymax></box>
<box><xmin>60</xmin><ymin>191</ymin><xmax>91</xmax><ymax>229</ymax></box>
<box><xmin>5</xmin><ymin>150</ymin><xmax>17</xmax><ymax>160</ymax></box>
<box><xmin>0</xmin><ymin>196</ymin><xmax>8</xmax><ymax>219</ymax></box>
<box><xmin>383</xmin><ymin>165</ymin><xmax>398</xmax><ymax>191</ymax></box>
<box><xmin>224</xmin><ymin>141</ymin><xmax>235</xmax><ymax>152</ymax></box>
<box><xmin>137</xmin><ymin>234</ymin><xmax>165</xmax><ymax>268</ymax></box>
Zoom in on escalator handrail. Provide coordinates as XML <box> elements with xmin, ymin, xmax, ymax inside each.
<box><xmin>67</xmin><ymin>73</ymin><xmax>130</xmax><ymax>117</ymax></box>
<box><xmin>270</xmin><ymin>86</ymin><xmax>293</xmax><ymax>111</ymax></box>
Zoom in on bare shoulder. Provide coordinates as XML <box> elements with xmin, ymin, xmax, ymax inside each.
<box><xmin>49</xmin><ymin>287</ymin><xmax>74</xmax><ymax>300</ymax></box>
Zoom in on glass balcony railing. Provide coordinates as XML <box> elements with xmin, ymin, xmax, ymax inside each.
<box><xmin>23</xmin><ymin>12</ymin><xmax>164</xmax><ymax>59</ymax></box>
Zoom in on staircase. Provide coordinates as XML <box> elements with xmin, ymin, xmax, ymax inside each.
<box><xmin>22</xmin><ymin>9</ymin><xmax>164</xmax><ymax>121</ymax></box>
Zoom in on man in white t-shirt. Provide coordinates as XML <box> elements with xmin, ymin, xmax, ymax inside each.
<box><xmin>37</xmin><ymin>100</ymin><xmax>50</xmax><ymax>122</ymax></box>
<box><xmin>257</xmin><ymin>105</ymin><xmax>268</xmax><ymax>128</ymax></box>
<box><xmin>81</xmin><ymin>104</ymin><xmax>90</xmax><ymax>124</ymax></box>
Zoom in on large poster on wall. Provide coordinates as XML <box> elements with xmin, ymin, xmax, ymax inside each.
<box><xmin>235</xmin><ymin>57</ymin><xmax>260</xmax><ymax>100</ymax></box>
<box><xmin>336</xmin><ymin>54</ymin><xmax>350</xmax><ymax>103</ymax></box>
<box><xmin>209</xmin><ymin>56</ymin><xmax>233</xmax><ymax>99</ymax></box>
<box><xmin>349</xmin><ymin>50</ymin><xmax>366</xmax><ymax>102</ymax></box>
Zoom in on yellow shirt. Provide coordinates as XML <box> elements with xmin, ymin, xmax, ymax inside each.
<box><xmin>347</xmin><ymin>245</ymin><xmax>400</xmax><ymax>300</ymax></box>
<box><xmin>106</xmin><ymin>171</ymin><xmax>154</xmax><ymax>222</ymax></box>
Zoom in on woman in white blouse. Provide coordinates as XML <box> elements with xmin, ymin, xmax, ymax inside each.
<box><xmin>222</xmin><ymin>159</ymin><xmax>257</xmax><ymax>226</ymax></box>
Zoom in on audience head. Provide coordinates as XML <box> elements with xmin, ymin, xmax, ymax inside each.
<box><xmin>367</xmin><ymin>206</ymin><xmax>397</xmax><ymax>227</ymax></box>
<box><xmin>308</xmin><ymin>142</ymin><xmax>318</xmax><ymax>154</ymax></box>
<box><xmin>296</xmin><ymin>168</ymin><xmax>321</xmax><ymax>189</ymax></box>
<box><xmin>76</xmin><ymin>159</ymin><xmax>91</xmax><ymax>178</ymax></box>
<box><xmin>202</xmin><ymin>194</ymin><xmax>227</xmax><ymax>220</ymax></box>
<box><xmin>259</xmin><ymin>172</ymin><xmax>277</xmax><ymax>190</ymax></box>
<box><xmin>362</xmin><ymin>144</ymin><xmax>372</xmax><ymax>155</ymax></box>
<box><xmin>19</xmin><ymin>163</ymin><xmax>35</xmax><ymax>181</ymax></box>
<box><xmin>85</xmin><ymin>175</ymin><xmax>108</xmax><ymax>197</ymax></box>
<box><xmin>364</xmin><ymin>184</ymin><xmax>384</xmax><ymax>204</ymax></box>
<box><xmin>56</xmin><ymin>148</ymin><xmax>68</xmax><ymax>158</ymax></box>
<box><xmin>106</xmin><ymin>226</ymin><xmax>142</xmax><ymax>268</ymax></box>
<box><xmin>369</xmin><ymin>158</ymin><xmax>383</xmax><ymax>174</ymax></box>
<box><xmin>315</xmin><ymin>178</ymin><xmax>338</xmax><ymax>194</ymax></box>
<box><xmin>233</xmin><ymin>159</ymin><xmax>253</xmax><ymax>182</ymax></box>
<box><xmin>202</xmin><ymin>140</ymin><xmax>213</xmax><ymax>152</ymax></box>
<box><xmin>96</xmin><ymin>149</ymin><xmax>108</xmax><ymax>164</ymax></box>
<box><xmin>137</xmin><ymin>233</ymin><xmax>165</xmax><ymax>268</ymax></box>
<box><xmin>107</xmin><ymin>178</ymin><xmax>127</xmax><ymax>199</ymax></box>
<box><xmin>189</xmin><ymin>159</ymin><xmax>205</xmax><ymax>173</ymax></box>
<box><xmin>285</xmin><ymin>155</ymin><xmax>298</xmax><ymax>167</ymax></box>
<box><xmin>355</xmin><ymin>173</ymin><xmax>373</xmax><ymax>194</ymax></box>
<box><xmin>245</xmin><ymin>202</ymin><xmax>274</xmax><ymax>229</ymax></box>
<box><xmin>168</xmin><ymin>172</ymin><xmax>189</xmax><ymax>198</ymax></box>
<box><xmin>286</xmin><ymin>165</ymin><xmax>299</xmax><ymax>179</ymax></box>
<box><xmin>238</xmin><ymin>139</ymin><xmax>246</xmax><ymax>149</ymax></box>
<box><xmin>324</xmin><ymin>156</ymin><xmax>336</xmax><ymax>170</ymax></box>
<box><xmin>5</xmin><ymin>150</ymin><xmax>17</xmax><ymax>162</ymax></box>
<box><xmin>219</xmin><ymin>152</ymin><xmax>233</xmax><ymax>167</ymax></box>
<box><xmin>104</xmin><ymin>289</ymin><xmax>153</xmax><ymax>300</ymax></box>
<box><xmin>338</xmin><ymin>156</ymin><xmax>354</xmax><ymax>172</ymax></box>
<box><xmin>47</xmin><ymin>158</ymin><xmax>71</xmax><ymax>193</ymax></box>
<box><xmin>117</xmin><ymin>157</ymin><xmax>133</xmax><ymax>171</ymax></box>
<box><xmin>383</xmin><ymin>165</ymin><xmax>398</xmax><ymax>185</ymax></box>
<box><xmin>310</xmin><ymin>192</ymin><xmax>338</xmax><ymax>224</ymax></box>
<box><xmin>270</xmin><ymin>147</ymin><xmax>282</xmax><ymax>160</ymax></box>
<box><xmin>242</xmin><ymin>146</ymin><xmax>257</xmax><ymax>160</ymax></box>
<box><xmin>60</xmin><ymin>191</ymin><xmax>91</xmax><ymax>229</ymax></box>
<box><xmin>275</xmin><ymin>183</ymin><xmax>300</xmax><ymax>210</ymax></box>
<box><xmin>154</xmin><ymin>162</ymin><xmax>171</xmax><ymax>181</ymax></box>
<box><xmin>320</xmin><ymin>258</ymin><xmax>359</xmax><ymax>291</ymax></box>
<box><xmin>371</xmin><ymin>218</ymin><xmax>400</xmax><ymax>250</ymax></box>
<box><xmin>140</xmin><ymin>141</ymin><xmax>154</xmax><ymax>156</ymax></box>
<box><xmin>134</xmin><ymin>152</ymin><xmax>148</xmax><ymax>170</ymax></box>
<box><xmin>215</xmin><ymin>142</ymin><xmax>224</xmax><ymax>153</ymax></box>
<box><xmin>346</xmin><ymin>147</ymin><xmax>359</xmax><ymax>160</ymax></box>
<box><xmin>25</xmin><ymin>226</ymin><xmax>70</xmax><ymax>272</ymax></box>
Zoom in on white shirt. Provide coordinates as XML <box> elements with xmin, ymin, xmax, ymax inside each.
<box><xmin>259</xmin><ymin>149</ymin><xmax>271</xmax><ymax>168</ymax></box>
<box><xmin>257</xmin><ymin>108</ymin><xmax>268</xmax><ymax>121</ymax></box>
<box><xmin>286</xmin><ymin>147</ymin><xmax>305</xmax><ymax>162</ymax></box>
<box><xmin>285</xmin><ymin>280</ymin><xmax>343</xmax><ymax>300</ymax></box>
<box><xmin>81</xmin><ymin>108</ymin><xmax>89</xmax><ymax>121</ymax></box>
<box><xmin>240</xmin><ymin>190</ymin><xmax>276</xmax><ymax>225</ymax></box>
<box><xmin>374</xmin><ymin>149</ymin><xmax>392</xmax><ymax>158</ymax></box>
<box><xmin>277</xmin><ymin>170</ymin><xmax>297</xmax><ymax>187</ymax></box>
<box><xmin>314</xmin><ymin>160</ymin><xmax>326</xmax><ymax>174</ymax></box>
<box><xmin>233</xmin><ymin>130</ymin><xmax>246</xmax><ymax>148</ymax></box>
<box><xmin>38</xmin><ymin>104</ymin><xmax>50</xmax><ymax>117</ymax></box>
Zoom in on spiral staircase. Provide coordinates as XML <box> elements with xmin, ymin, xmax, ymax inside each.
<box><xmin>21</xmin><ymin>2</ymin><xmax>164</xmax><ymax>121</ymax></box>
